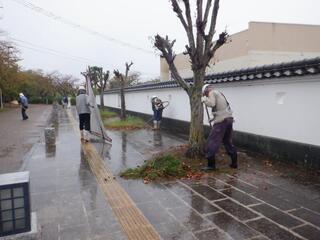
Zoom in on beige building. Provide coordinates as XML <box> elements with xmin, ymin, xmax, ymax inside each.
<box><xmin>160</xmin><ymin>21</ymin><xmax>320</xmax><ymax>80</ymax></box>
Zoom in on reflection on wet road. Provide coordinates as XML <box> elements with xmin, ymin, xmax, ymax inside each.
<box><xmin>22</xmin><ymin>107</ymin><xmax>320</xmax><ymax>239</ymax></box>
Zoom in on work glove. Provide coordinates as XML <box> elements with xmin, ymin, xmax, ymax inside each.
<box><xmin>201</xmin><ymin>96</ymin><xmax>208</xmax><ymax>103</ymax></box>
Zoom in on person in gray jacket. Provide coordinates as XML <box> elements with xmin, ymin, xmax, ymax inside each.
<box><xmin>76</xmin><ymin>86</ymin><xmax>91</xmax><ymax>142</ymax></box>
<box><xmin>19</xmin><ymin>93</ymin><xmax>29</xmax><ymax>120</ymax></box>
<box><xmin>201</xmin><ymin>84</ymin><xmax>238</xmax><ymax>170</ymax></box>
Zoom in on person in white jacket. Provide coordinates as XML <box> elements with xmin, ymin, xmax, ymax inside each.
<box><xmin>76</xmin><ymin>86</ymin><xmax>92</xmax><ymax>142</ymax></box>
<box><xmin>201</xmin><ymin>84</ymin><xmax>238</xmax><ymax>170</ymax></box>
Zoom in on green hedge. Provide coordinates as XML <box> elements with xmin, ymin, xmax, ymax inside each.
<box><xmin>28</xmin><ymin>96</ymin><xmax>59</xmax><ymax>104</ymax></box>
<box><xmin>70</xmin><ymin>97</ymin><xmax>76</xmax><ymax>105</ymax></box>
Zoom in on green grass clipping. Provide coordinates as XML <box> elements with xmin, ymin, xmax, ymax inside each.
<box><xmin>104</xmin><ymin>115</ymin><xmax>145</xmax><ymax>130</ymax></box>
<box><xmin>121</xmin><ymin>154</ymin><xmax>193</xmax><ymax>181</ymax></box>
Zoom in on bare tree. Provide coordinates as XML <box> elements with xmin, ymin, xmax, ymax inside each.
<box><xmin>100</xmin><ymin>70</ymin><xmax>110</xmax><ymax>107</ymax></box>
<box><xmin>154</xmin><ymin>0</ymin><xmax>228</xmax><ymax>157</ymax></box>
<box><xmin>88</xmin><ymin>66</ymin><xmax>109</xmax><ymax>108</ymax></box>
<box><xmin>108</xmin><ymin>71</ymin><xmax>140</xmax><ymax>89</ymax></box>
<box><xmin>113</xmin><ymin>61</ymin><xmax>134</xmax><ymax>120</ymax></box>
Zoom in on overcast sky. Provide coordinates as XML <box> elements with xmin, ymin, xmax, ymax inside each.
<box><xmin>1</xmin><ymin>0</ymin><xmax>320</xmax><ymax>82</ymax></box>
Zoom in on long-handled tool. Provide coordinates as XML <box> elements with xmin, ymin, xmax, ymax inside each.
<box><xmin>161</xmin><ymin>101</ymin><xmax>170</xmax><ymax>109</ymax></box>
<box><xmin>147</xmin><ymin>100</ymin><xmax>170</xmax><ymax>124</ymax></box>
<box><xmin>204</xmin><ymin>104</ymin><xmax>212</xmax><ymax>128</ymax></box>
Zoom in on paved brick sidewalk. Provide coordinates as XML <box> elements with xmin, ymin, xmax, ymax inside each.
<box><xmin>15</xmin><ymin>107</ymin><xmax>320</xmax><ymax>239</ymax></box>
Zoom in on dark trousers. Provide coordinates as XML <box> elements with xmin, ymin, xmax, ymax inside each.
<box><xmin>79</xmin><ymin>113</ymin><xmax>90</xmax><ymax>131</ymax></box>
<box><xmin>21</xmin><ymin>107</ymin><xmax>28</xmax><ymax>120</ymax></box>
<box><xmin>205</xmin><ymin>117</ymin><xmax>237</xmax><ymax>159</ymax></box>
<box><xmin>153</xmin><ymin>109</ymin><xmax>163</xmax><ymax>121</ymax></box>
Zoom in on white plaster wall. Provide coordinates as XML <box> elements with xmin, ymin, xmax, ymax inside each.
<box><xmin>102</xmin><ymin>76</ymin><xmax>320</xmax><ymax>146</ymax></box>
<box><xmin>219</xmin><ymin>77</ymin><xmax>320</xmax><ymax>146</ymax></box>
<box><xmin>103</xmin><ymin>88</ymin><xmax>191</xmax><ymax>121</ymax></box>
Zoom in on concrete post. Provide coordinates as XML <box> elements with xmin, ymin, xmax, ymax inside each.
<box><xmin>44</xmin><ymin>127</ymin><xmax>55</xmax><ymax>146</ymax></box>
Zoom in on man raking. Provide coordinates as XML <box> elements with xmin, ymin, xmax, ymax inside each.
<box><xmin>201</xmin><ymin>84</ymin><xmax>238</xmax><ymax>171</ymax></box>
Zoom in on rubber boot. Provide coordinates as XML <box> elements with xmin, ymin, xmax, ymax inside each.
<box><xmin>230</xmin><ymin>153</ymin><xmax>238</xmax><ymax>169</ymax></box>
<box><xmin>152</xmin><ymin>121</ymin><xmax>157</xmax><ymax>130</ymax></box>
<box><xmin>157</xmin><ymin>120</ymin><xmax>161</xmax><ymax>130</ymax></box>
<box><xmin>84</xmin><ymin>130</ymin><xmax>90</xmax><ymax>143</ymax></box>
<box><xmin>201</xmin><ymin>156</ymin><xmax>216</xmax><ymax>171</ymax></box>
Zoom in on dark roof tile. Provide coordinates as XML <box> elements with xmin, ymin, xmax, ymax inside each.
<box><xmin>104</xmin><ymin>57</ymin><xmax>320</xmax><ymax>93</ymax></box>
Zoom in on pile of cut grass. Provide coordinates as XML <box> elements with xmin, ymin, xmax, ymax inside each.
<box><xmin>121</xmin><ymin>154</ymin><xmax>190</xmax><ymax>181</ymax></box>
<box><xmin>120</xmin><ymin>144</ymin><xmax>240</xmax><ymax>182</ymax></box>
<box><xmin>104</xmin><ymin>115</ymin><xmax>145</xmax><ymax>130</ymax></box>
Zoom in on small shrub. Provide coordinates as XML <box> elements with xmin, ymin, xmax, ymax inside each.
<box><xmin>28</xmin><ymin>96</ymin><xmax>58</xmax><ymax>104</ymax></box>
<box><xmin>28</xmin><ymin>96</ymin><xmax>43</xmax><ymax>104</ymax></box>
<box><xmin>70</xmin><ymin>97</ymin><xmax>76</xmax><ymax>105</ymax></box>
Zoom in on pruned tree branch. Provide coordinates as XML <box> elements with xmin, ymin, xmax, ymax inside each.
<box><xmin>196</xmin><ymin>0</ymin><xmax>204</xmax><ymax>52</ymax></box>
<box><xmin>171</xmin><ymin>0</ymin><xmax>195</xmax><ymax>51</ymax></box>
<box><xmin>113</xmin><ymin>69</ymin><xmax>122</xmax><ymax>81</ymax></box>
<box><xmin>182</xmin><ymin>0</ymin><xmax>195</xmax><ymax>49</ymax></box>
<box><xmin>125</xmin><ymin>61</ymin><xmax>133</xmax><ymax>79</ymax></box>
<box><xmin>208</xmin><ymin>0</ymin><xmax>220</xmax><ymax>42</ymax></box>
<box><xmin>203</xmin><ymin>0</ymin><xmax>212</xmax><ymax>27</ymax></box>
<box><xmin>207</xmin><ymin>30</ymin><xmax>229</xmax><ymax>61</ymax></box>
<box><xmin>171</xmin><ymin>0</ymin><xmax>188</xmax><ymax>32</ymax></box>
<box><xmin>103</xmin><ymin>70</ymin><xmax>109</xmax><ymax>90</ymax></box>
<box><xmin>197</xmin><ymin>0</ymin><xmax>212</xmax><ymax>41</ymax></box>
<box><xmin>154</xmin><ymin>34</ymin><xmax>190</xmax><ymax>92</ymax></box>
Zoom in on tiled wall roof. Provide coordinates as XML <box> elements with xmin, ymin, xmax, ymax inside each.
<box><xmin>105</xmin><ymin>57</ymin><xmax>320</xmax><ymax>93</ymax></box>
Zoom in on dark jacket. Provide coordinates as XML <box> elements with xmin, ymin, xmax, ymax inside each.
<box><xmin>20</xmin><ymin>96</ymin><xmax>28</xmax><ymax>108</ymax></box>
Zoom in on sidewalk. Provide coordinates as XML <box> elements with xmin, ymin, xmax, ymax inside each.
<box><xmin>0</xmin><ymin>105</ymin><xmax>52</xmax><ymax>173</ymax></box>
<box><xmin>18</xmin><ymin>107</ymin><xmax>320</xmax><ymax>239</ymax></box>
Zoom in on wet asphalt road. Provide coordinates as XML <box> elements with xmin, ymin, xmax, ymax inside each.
<box><xmin>0</xmin><ymin>104</ymin><xmax>52</xmax><ymax>173</ymax></box>
<box><xmin>2</xmin><ymin>106</ymin><xmax>320</xmax><ymax>239</ymax></box>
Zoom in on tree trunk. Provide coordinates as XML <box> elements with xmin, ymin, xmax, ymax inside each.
<box><xmin>100</xmin><ymin>86</ymin><xmax>104</xmax><ymax>108</ymax></box>
<box><xmin>186</xmin><ymin>71</ymin><xmax>205</xmax><ymax>157</ymax></box>
<box><xmin>120</xmin><ymin>80</ymin><xmax>126</xmax><ymax>120</ymax></box>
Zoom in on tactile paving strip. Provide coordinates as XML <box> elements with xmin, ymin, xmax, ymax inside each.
<box><xmin>67</xmin><ymin>110</ymin><xmax>160</xmax><ymax>240</ymax></box>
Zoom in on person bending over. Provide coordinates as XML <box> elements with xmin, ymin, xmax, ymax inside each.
<box><xmin>201</xmin><ymin>84</ymin><xmax>238</xmax><ymax>171</ymax></box>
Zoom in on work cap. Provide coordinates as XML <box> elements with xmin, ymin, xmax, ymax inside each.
<box><xmin>202</xmin><ymin>84</ymin><xmax>211</xmax><ymax>94</ymax></box>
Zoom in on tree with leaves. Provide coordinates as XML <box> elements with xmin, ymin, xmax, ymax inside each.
<box><xmin>87</xmin><ymin>66</ymin><xmax>109</xmax><ymax>108</ymax></box>
<box><xmin>154</xmin><ymin>0</ymin><xmax>228</xmax><ymax>157</ymax></box>
<box><xmin>0</xmin><ymin>40</ymin><xmax>20</xmax><ymax>102</ymax></box>
<box><xmin>113</xmin><ymin>62</ymin><xmax>133</xmax><ymax>120</ymax></box>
